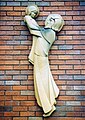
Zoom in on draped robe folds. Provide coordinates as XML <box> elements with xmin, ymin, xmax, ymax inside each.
<box><xmin>25</xmin><ymin>15</ymin><xmax>59</xmax><ymax>114</ymax></box>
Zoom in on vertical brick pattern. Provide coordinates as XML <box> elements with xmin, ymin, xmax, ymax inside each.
<box><xmin>0</xmin><ymin>0</ymin><xmax>85</xmax><ymax>120</ymax></box>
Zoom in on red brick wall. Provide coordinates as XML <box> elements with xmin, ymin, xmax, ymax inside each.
<box><xmin>0</xmin><ymin>0</ymin><xmax>85</xmax><ymax>120</ymax></box>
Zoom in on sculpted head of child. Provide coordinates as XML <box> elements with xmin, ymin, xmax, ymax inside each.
<box><xmin>25</xmin><ymin>5</ymin><xmax>39</xmax><ymax>18</ymax></box>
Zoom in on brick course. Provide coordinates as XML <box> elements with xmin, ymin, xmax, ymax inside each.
<box><xmin>0</xmin><ymin>0</ymin><xmax>85</xmax><ymax>120</ymax></box>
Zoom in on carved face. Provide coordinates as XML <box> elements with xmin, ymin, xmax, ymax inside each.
<box><xmin>45</xmin><ymin>17</ymin><xmax>55</xmax><ymax>28</ymax></box>
<box><xmin>25</xmin><ymin>5</ymin><xmax>39</xmax><ymax>18</ymax></box>
<box><xmin>45</xmin><ymin>14</ymin><xmax>64</xmax><ymax>32</ymax></box>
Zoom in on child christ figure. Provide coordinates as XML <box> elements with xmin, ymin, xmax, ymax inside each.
<box><xmin>24</xmin><ymin>5</ymin><xmax>64</xmax><ymax>117</ymax></box>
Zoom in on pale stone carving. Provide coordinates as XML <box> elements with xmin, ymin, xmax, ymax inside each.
<box><xmin>24</xmin><ymin>5</ymin><xmax>64</xmax><ymax>117</ymax></box>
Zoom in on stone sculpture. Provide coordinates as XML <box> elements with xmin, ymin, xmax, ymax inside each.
<box><xmin>24</xmin><ymin>5</ymin><xmax>64</xmax><ymax>117</ymax></box>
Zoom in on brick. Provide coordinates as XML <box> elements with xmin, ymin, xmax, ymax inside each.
<box><xmin>29</xmin><ymin>117</ymin><xmax>43</xmax><ymax>120</ymax></box>
<box><xmin>21</xmin><ymin>2</ymin><xmax>36</xmax><ymax>6</ymax></box>
<box><xmin>29</xmin><ymin>106</ymin><xmax>41</xmax><ymax>112</ymax></box>
<box><xmin>0</xmin><ymin>86</ymin><xmax>11</xmax><ymax>90</ymax></box>
<box><xmin>44</xmin><ymin>7</ymin><xmax>58</xmax><ymax>11</ymax></box>
<box><xmin>68</xmin><ymin>40</ymin><xmax>79</xmax><ymax>46</ymax></box>
<box><xmin>51</xmin><ymin>49</ymin><xmax>66</xmax><ymax>55</ymax></box>
<box><xmin>0</xmin><ymin>71</ymin><xmax>4</xmax><ymax>75</ymax></box>
<box><xmin>6</xmin><ymin>91</ymin><xmax>20</xmax><ymax>95</ymax></box>
<box><xmin>36</xmin><ymin>2</ymin><xmax>50</xmax><ymax>6</ymax></box>
<box><xmin>0</xmin><ymin>11</ymin><xmax>6</xmax><ymax>16</ymax></box>
<box><xmin>66</xmin><ymin>60</ymin><xmax>80</xmax><ymax>65</ymax></box>
<box><xmin>14</xmin><ymin>36</ymin><xmax>27</xmax><ymax>40</ymax></box>
<box><xmin>66</xmin><ymin>21</ymin><xmax>80</xmax><ymax>26</ymax></box>
<box><xmin>52</xmin><ymin>70</ymin><xmax>65</xmax><ymax>75</ymax></box>
<box><xmin>59</xmin><ymin>45</ymin><xmax>72</xmax><ymax>50</ymax></box>
<box><xmin>13</xmin><ymin>117</ymin><xmax>27</xmax><ymax>120</ymax></box>
<box><xmin>14</xmin><ymin>6</ymin><xmax>26</xmax><ymax>11</ymax></box>
<box><xmin>58</xmin><ymin>6</ymin><xmax>72</xmax><ymax>10</ymax></box>
<box><xmin>6</xmin><ymin>50</ymin><xmax>20</xmax><ymax>55</ymax></box>
<box><xmin>81</xmin><ymin>60</ymin><xmax>85</xmax><ymax>64</ymax></box>
<box><xmin>21</xmin><ymin>70</ymin><xmax>29</xmax><ymax>75</ymax></box>
<box><xmin>58</xmin><ymin>96</ymin><xmax>75</xmax><ymax>101</ymax></box>
<box><xmin>66</xmin><ymin>11</ymin><xmax>79</xmax><ymax>15</ymax></box>
<box><xmin>4</xmin><ymin>96</ymin><xmax>12</xmax><ymax>100</ymax></box>
<box><xmin>73</xmin><ymin>16</ymin><xmax>85</xmax><ymax>20</ymax></box>
<box><xmin>66</xmin><ymin>101</ymin><xmax>81</xmax><ymax>106</ymax></box>
<box><xmin>66</xmin><ymin>112</ymin><xmax>81</xmax><ymax>117</ymax></box>
<box><xmin>66</xmin><ymin>29</ymin><xmax>79</xmax><ymax>34</ymax></box>
<box><xmin>20</xmin><ymin>60</ymin><xmax>28</xmax><ymax>65</ymax></box>
<box><xmin>74</xmin><ymin>75</ymin><xmax>85</xmax><ymax>80</ymax></box>
<box><xmin>4</xmin><ymin>112</ymin><xmax>19</xmax><ymax>116</ymax></box>
<box><xmin>0</xmin><ymin>91</ymin><xmax>4</xmax><ymax>95</ymax></box>
<box><xmin>0</xmin><ymin>55</ymin><xmax>13</xmax><ymax>60</ymax></box>
<box><xmin>6</xmin><ymin>70</ymin><xmax>20</xmax><ymax>75</ymax></box>
<box><xmin>14</xmin><ymin>16</ymin><xmax>23</xmax><ymax>20</ymax></box>
<box><xmin>14</xmin><ymin>26</ymin><xmax>27</xmax><ymax>30</ymax></box>
<box><xmin>80</xmin><ymin>2</ymin><xmax>85</xmax><ymax>6</ymax></box>
<box><xmin>13</xmin><ymin>106</ymin><xmax>27</xmax><ymax>112</ymax></box>
<box><xmin>81</xmin><ymin>70</ymin><xmax>85</xmax><ymax>74</ymax></box>
<box><xmin>0</xmin><ymin>101</ymin><xmax>4</xmax><ymax>106</ymax></box>
<box><xmin>0</xmin><ymin>65</ymin><xmax>13</xmax><ymax>70</ymax></box>
<box><xmin>66</xmin><ymin>50</ymin><xmax>80</xmax><ymax>55</ymax></box>
<box><xmin>74</xmin><ymin>86</ymin><xmax>85</xmax><ymax>90</ymax></box>
<box><xmin>66</xmin><ymin>91</ymin><xmax>80</xmax><ymax>95</ymax></box>
<box><xmin>59</xmin><ymin>65</ymin><xmax>73</xmax><ymax>70</ymax></box>
<box><xmin>5</xmin><ymin>60</ymin><xmax>19</xmax><ymax>65</ymax></box>
<box><xmin>58</xmin><ymin>36</ymin><xmax>72</xmax><ymax>40</ymax></box>
<box><xmin>80</xmin><ymin>11</ymin><xmax>85</xmax><ymax>15</ymax></box>
<box><xmin>80</xmin><ymin>31</ymin><xmax>85</xmax><ymax>34</ymax></box>
<box><xmin>21</xmin><ymin>80</ymin><xmax>33</xmax><ymax>85</ymax></box>
<box><xmin>0</xmin><ymin>36</ymin><xmax>13</xmax><ymax>40</ymax></box>
<box><xmin>6</xmin><ymin>81</ymin><xmax>20</xmax><ymax>85</ymax></box>
<box><xmin>21</xmin><ymin>90</ymin><xmax>34</xmax><ymax>95</ymax></box>
<box><xmin>7</xmin><ymin>21</ymin><xmax>20</xmax><ymax>25</ymax></box>
<box><xmin>65</xmin><ymin>2</ymin><xmax>79</xmax><ymax>6</ymax></box>
<box><xmin>74</xmin><ymin>45</ymin><xmax>85</xmax><ymax>50</ymax></box>
<box><xmin>0</xmin><ymin>75</ymin><xmax>12</xmax><ymax>80</ymax></box>
<box><xmin>7</xmin><ymin>12</ymin><xmax>21</xmax><ymax>16</ymax></box>
<box><xmin>0</xmin><ymin>2</ymin><xmax>6</xmax><ymax>6</ymax></box>
<box><xmin>81</xmin><ymin>91</ymin><xmax>85</xmax><ymax>96</ymax></box>
<box><xmin>51</xmin><ymin>2</ymin><xmax>64</xmax><ymax>6</ymax></box>
<box><xmin>21</xmin><ymin>50</ymin><xmax>29</xmax><ymax>55</ymax></box>
<box><xmin>13</xmin><ymin>96</ymin><xmax>27</xmax><ymax>100</ymax></box>
<box><xmin>21</xmin><ymin>101</ymin><xmax>35</xmax><ymax>106</ymax></box>
<box><xmin>64</xmin><ymin>26</ymin><xmax>73</xmax><ymax>31</ymax></box>
<box><xmin>7</xmin><ymin>2</ymin><xmax>20</xmax><ymax>6</ymax></box>
<box><xmin>0</xmin><ymin>26</ymin><xmax>13</xmax><ymax>30</ymax></box>
<box><xmin>20</xmin><ymin>111</ymin><xmax>35</xmax><ymax>116</ymax></box>
<box><xmin>13</xmin><ymin>75</ymin><xmax>27</xmax><ymax>80</ymax></box>
<box><xmin>73</xmin><ymin>26</ymin><xmax>85</xmax><ymax>30</ymax></box>
<box><xmin>58</xmin><ymin>55</ymin><xmax>73</xmax><ymax>60</ymax></box>
<box><xmin>66</xmin><ymin>70</ymin><xmax>80</xmax><ymax>74</ymax></box>
<box><xmin>73</xmin><ymin>55</ymin><xmax>85</xmax><ymax>60</ymax></box>
<box><xmin>5</xmin><ymin>101</ymin><xmax>19</xmax><ymax>106</ymax></box>
<box><xmin>0</xmin><ymin>31</ymin><xmax>6</xmax><ymax>35</ymax></box>
<box><xmin>14</xmin><ymin>46</ymin><xmax>28</xmax><ymax>50</ymax></box>
<box><xmin>0</xmin><ymin>6</ymin><xmax>13</xmax><ymax>11</ymax></box>
<box><xmin>13</xmin><ymin>86</ymin><xmax>27</xmax><ymax>90</ymax></box>
<box><xmin>0</xmin><ymin>16</ymin><xmax>13</xmax><ymax>21</ymax></box>
<box><xmin>0</xmin><ymin>50</ymin><xmax>5</xmax><ymax>55</ymax></box>
<box><xmin>59</xmin><ymin>75</ymin><xmax>73</xmax><ymax>80</ymax></box>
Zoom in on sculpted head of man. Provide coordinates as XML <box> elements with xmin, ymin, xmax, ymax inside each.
<box><xmin>25</xmin><ymin>5</ymin><xmax>39</xmax><ymax>18</ymax></box>
<box><xmin>45</xmin><ymin>14</ymin><xmax>64</xmax><ymax>32</ymax></box>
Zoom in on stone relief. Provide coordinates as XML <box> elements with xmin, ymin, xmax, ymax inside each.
<box><xmin>24</xmin><ymin>5</ymin><xmax>64</xmax><ymax>117</ymax></box>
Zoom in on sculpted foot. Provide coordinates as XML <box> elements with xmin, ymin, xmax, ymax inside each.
<box><xmin>43</xmin><ymin>106</ymin><xmax>56</xmax><ymax>117</ymax></box>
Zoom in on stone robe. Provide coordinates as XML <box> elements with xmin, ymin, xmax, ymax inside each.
<box><xmin>25</xmin><ymin>15</ymin><xmax>59</xmax><ymax>114</ymax></box>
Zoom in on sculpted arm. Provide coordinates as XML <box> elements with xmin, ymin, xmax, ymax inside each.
<box><xmin>24</xmin><ymin>15</ymin><xmax>41</xmax><ymax>36</ymax></box>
